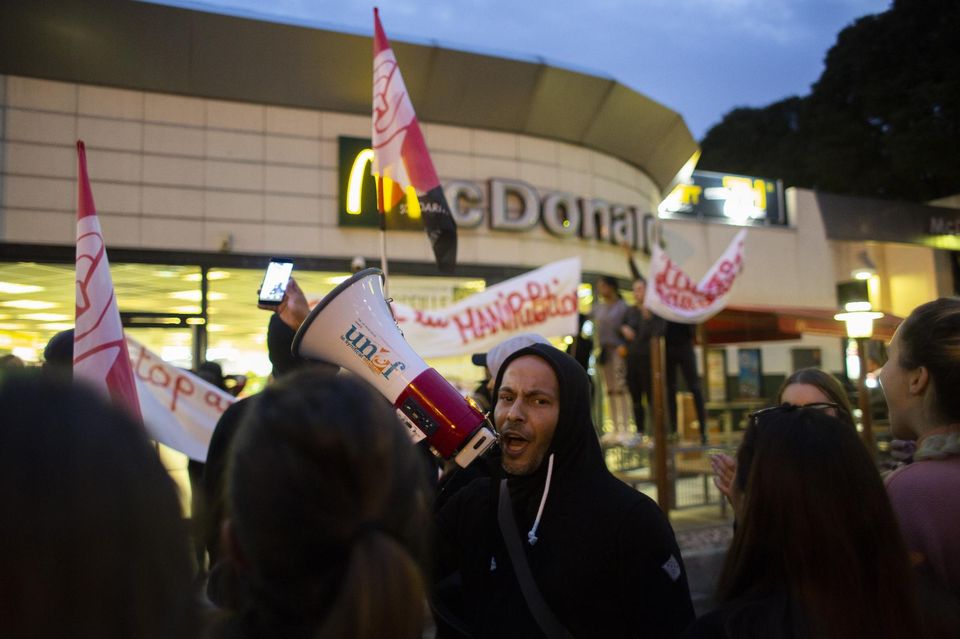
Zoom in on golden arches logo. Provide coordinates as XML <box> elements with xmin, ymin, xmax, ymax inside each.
<box><xmin>346</xmin><ymin>149</ymin><xmax>421</xmax><ymax>219</ymax></box>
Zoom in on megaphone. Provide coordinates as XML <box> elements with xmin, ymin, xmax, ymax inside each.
<box><xmin>292</xmin><ymin>268</ymin><xmax>497</xmax><ymax>468</ymax></box>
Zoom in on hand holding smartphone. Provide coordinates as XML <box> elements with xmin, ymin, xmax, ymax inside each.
<box><xmin>258</xmin><ymin>258</ymin><xmax>294</xmax><ymax>307</ymax></box>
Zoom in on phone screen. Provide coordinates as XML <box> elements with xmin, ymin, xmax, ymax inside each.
<box><xmin>258</xmin><ymin>259</ymin><xmax>294</xmax><ymax>305</ymax></box>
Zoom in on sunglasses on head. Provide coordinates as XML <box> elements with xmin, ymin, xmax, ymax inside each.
<box><xmin>749</xmin><ymin>402</ymin><xmax>841</xmax><ymax>423</ymax></box>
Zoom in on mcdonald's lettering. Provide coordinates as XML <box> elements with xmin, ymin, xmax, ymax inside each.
<box><xmin>339</xmin><ymin>138</ymin><xmax>657</xmax><ymax>254</ymax></box>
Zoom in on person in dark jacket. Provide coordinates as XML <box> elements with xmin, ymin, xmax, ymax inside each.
<box><xmin>202</xmin><ymin>278</ymin><xmax>316</xmax><ymax>606</ymax></box>
<box><xmin>208</xmin><ymin>369</ymin><xmax>431</xmax><ymax>639</ymax></box>
<box><xmin>621</xmin><ymin>275</ymin><xmax>666</xmax><ymax>437</ymax></box>
<box><xmin>626</xmin><ymin>250</ymin><xmax>707</xmax><ymax>442</ymax></box>
<box><xmin>434</xmin><ymin>343</ymin><xmax>694</xmax><ymax>638</ymax></box>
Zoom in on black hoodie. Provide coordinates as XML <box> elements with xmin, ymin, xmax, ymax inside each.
<box><xmin>435</xmin><ymin>344</ymin><xmax>694</xmax><ymax>638</ymax></box>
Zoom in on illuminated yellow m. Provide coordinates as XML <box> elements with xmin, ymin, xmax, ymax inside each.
<box><xmin>346</xmin><ymin>148</ymin><xmax>421</xmax><ymax>219</ymax></box>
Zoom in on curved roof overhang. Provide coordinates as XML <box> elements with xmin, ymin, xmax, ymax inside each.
<box><xmin>0</xmin><ymin>0</ymin><xmax>697</xmax><ymax>192</ymax></box>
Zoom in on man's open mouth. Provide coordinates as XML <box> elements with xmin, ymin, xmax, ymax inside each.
<box><xmin>501</xmin><ymin>432</ymin><xmax>529</xmax><ymax>455</ymax></box>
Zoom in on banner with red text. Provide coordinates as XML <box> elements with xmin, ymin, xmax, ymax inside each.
<box><xmin>391</xmin><ymin>257</ymin><xmax>580</xmax><ymax>358</ymax></box>
<box><xmin>645</xmin><ymin>229</ymin><xmax>747</xmax><ymax>324</ymax></box>
<box><xmin>127</xmin><ymin>337</ymin><xmax>236</xmax><ymax>461</ymax></box>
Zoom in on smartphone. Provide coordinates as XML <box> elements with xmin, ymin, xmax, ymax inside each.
<box><xmin>258</xmin><ymin>258</ymin><xmax>294</xmax><ymax>306</ymax></box>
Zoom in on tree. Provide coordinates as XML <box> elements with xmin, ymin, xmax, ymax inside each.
<box><xmin>699</xmin><ymin>0</ymin><xmax>960</xmax><ymax>202</ymax></box>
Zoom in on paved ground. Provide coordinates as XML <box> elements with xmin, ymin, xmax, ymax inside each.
<box><xmin>665</xmin><ymin>497</ymin><xmax>734</xmax><ymax>615</ymax></box>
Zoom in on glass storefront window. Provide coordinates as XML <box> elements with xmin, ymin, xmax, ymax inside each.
<box><xmin>0</xmin><ymin>261</ymin><xmax>202</xmax><ymax>363</ymax></box>
<box><xmin>1</xmin><ymin>258</ymin><xmax>495</xmax><ymax>517</ymax></box>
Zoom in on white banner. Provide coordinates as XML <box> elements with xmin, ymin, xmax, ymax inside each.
<box><xmin>127</xmin><ymin>337</ymin><xmax>236</xmax><ymax>462</ymax></box>
<box><xmin>390</xmin><ymin>257</ymin><xmax>581</xmax><ymax>358</ymax></box>
<box><xmin>645</xmin><ymin>229</ymin><xmax>747</xmax><ymax>324</ymax></box>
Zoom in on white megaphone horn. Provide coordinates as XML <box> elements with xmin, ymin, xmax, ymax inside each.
<box><xmin>292</xmin><ymin>268</ymin><xmax>497</xmax><ymax>468</ymax></box>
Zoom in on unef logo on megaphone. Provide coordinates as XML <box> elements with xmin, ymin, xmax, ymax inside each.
<box><xmin>342</xmin><ymin>322</ymin><xmax>407</xmax><ymax>380</ymax></box>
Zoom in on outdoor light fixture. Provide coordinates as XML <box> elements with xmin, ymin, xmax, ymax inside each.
<box><xmin>835</xmin><ymin>300</ymin><xmax>882</xmax><ymax>460</ymax></box>
<box><xmin>834</xmin><ymin>310</ymin><xmax>884</xmax><ymax>339</ymax></box>
<box><xmin>836</xmin><ymin>280</ymin><xmax>873</xmax><ymax>314</ymax></box>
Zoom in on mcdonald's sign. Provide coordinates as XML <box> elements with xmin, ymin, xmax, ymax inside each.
<box><xmin>337</xmin><ymin>136</ymin><xmax>423</xmax><ymax>231</ymax></box>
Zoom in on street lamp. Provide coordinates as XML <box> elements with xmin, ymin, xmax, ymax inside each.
<box><xmin>834</xmin><ymin>311</ymin><xmax>883</xmax><ymax>339</ymax></box>
<box><xmin>834</xmin><ymin>310</ymin><xmax>883</xmax><ymax>458</ymax></box>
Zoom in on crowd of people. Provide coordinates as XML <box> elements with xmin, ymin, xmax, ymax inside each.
<box><xmin>2</xmin><ymin>273</ymin><xmax>960</xmax><ymax>637</ymax></box>
<box><xmin>590</xmin><ymin>247</ymin><xmax>711</xmax><ymax>445</ymax></box>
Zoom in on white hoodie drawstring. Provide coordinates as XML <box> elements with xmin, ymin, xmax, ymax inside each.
<box><xmin>527</xmin><ymin>453</ymin><xmax>554</xmax><ymax>545</ymax></box>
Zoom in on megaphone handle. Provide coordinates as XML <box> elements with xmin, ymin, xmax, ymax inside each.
<box><xmin>453</xmin><ymin>424</ymin><xmax>498</xmax><ymax>468</ymax></box>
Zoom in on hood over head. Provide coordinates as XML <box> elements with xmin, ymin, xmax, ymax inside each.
<box><xmin>494</xmin><ymin>344</ymin><xmax>606</xmax><ymax>488</ymax></box>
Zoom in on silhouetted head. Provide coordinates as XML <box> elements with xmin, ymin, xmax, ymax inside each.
<box><xmin>42</xmin><ymin>328</ymin><xmax>74</xmax><ymax>375</ymax></box>
<box><xmin>225</xmin><ymin>369</ymin><xmax>430</xmax><ymax>639</ymax></box>
<box><xmin>717</xmin><ymin>405</ymin><xmax>919</xmax><ymax>638</ymax></box>
<box><xmin>0</xmin><ymin>372</ymin><xmax>198</xmax><ymax>638</ymax></box>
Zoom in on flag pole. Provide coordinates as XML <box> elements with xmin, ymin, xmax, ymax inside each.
<box><xmin>376</xmin><ymin>175</ymin><xmax>390</xmax><ymax>297</ymax></box>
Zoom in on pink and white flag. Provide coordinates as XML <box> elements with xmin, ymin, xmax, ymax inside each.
<box><xmin>73</xmin><ymin>141</ymin><xmax>142</xmax><ymax>420</ymax></box>
<box><xmin>645</xmin><ymin>229</ymin><xmax>747</xmax><ymax>324</ymax></box>
<box><xmin>372</xmin><ymin>7</ymin><xmax>457</xmax><ymax>272</ymax></box>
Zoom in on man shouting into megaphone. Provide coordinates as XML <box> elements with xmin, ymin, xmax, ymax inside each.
<box><xmin>432</xmin><ymin>343</ymin><xmax>694</xmax><ymax>638</ymax></box>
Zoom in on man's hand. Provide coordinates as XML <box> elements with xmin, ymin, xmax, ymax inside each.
<box><xmin>259</xmin><ymin>276</ymin><xmax>310</xmax><ymax>330</ymax></box>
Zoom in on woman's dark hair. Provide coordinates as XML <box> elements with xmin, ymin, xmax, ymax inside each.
<box><xmin>716</xmin><ymin>407</ymin><xmax>920</xmax><ymax>638</ymax></box>
<box><xmin>776</xmin><ymin>367</ymin><xmax>854</xmax><ymax>427</ymax></box>
<box><xmin>0</xmin><ymin>372</ymin><xmax>198</xmax><ymax>639</ymax></box>
<box><xmin>226</xmin><ymin>369</ymin><xmax>430</xmax><ymax>639</ymax></box>
<box><xmin>896</xmin><ymin>297</ymin><xmax>960</xmax><ymax>422</ymax></box>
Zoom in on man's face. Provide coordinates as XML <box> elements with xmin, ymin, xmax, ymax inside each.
<box><xmin>632</xmin><ymin>280</ymin><xmax>646</xmax><ymax>303</ymax></box>
<box><xmin>595</xmin><ymin>280</ymin><xmax>613</xmax><ymax>300</ymax></box>
<box><xmin>494</xmin><ymin>355</ymin><xmax>560</xmax><ymax>476</ymax></box>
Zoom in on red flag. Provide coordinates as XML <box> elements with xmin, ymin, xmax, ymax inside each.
<box><xmin>74</xmin><ymin>141</ymin><xmax>142</xmax><ymax>420</ymax></box>
<box><xmin>372</xmin><ymin>7</ymin><xmax>457</xmax><ymax>272</ymax></box>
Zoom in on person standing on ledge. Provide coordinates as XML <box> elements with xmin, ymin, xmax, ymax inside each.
<box><xmin>592</xmin><ymin>275</ymin><xmax>632</xmax><ymax>443</ymax></box>
<box><xmin>626</xmin><ymin>246</ymin><xmax>708</xmax><ymax>443</ymax></box>
<box><xmin>621</xmin><ymin>274</ymin><xmax>666</xmax><ymax>440</ymax></box>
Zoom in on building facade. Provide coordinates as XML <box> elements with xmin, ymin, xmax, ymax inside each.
<box><xmin>2</xmin><ymin>0</ymin><xmax>958</xmax><ymax>391</ymax></box>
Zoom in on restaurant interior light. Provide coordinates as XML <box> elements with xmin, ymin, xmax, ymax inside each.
<box><xmin>0</xmin><ymin>282</ymin><xmax>44</xmax><ymax>294</ymax></box>
<box><xmin>0</xmin><ymin>300</ymin><xmax>56</xmax><ymax>310</ymax></box>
